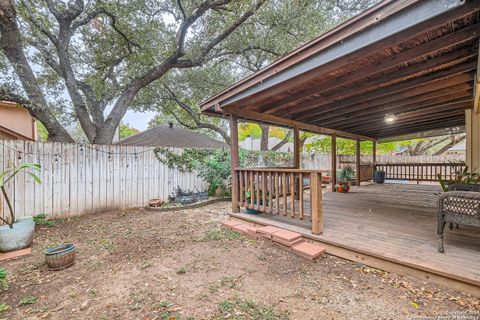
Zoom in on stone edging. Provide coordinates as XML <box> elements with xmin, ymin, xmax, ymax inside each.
<box><xmin>145</xmin><ymin>198</ymin><xmax>231</xmax><ymax>212</ymax></box>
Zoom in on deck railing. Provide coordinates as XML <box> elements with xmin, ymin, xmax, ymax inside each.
<box><xmin>374</xmin><ymin>162</ymin><xmax>465</xmax><ymax>182</ymax></box>
<box><xmin>233</xmin><ymin>168</ymin><xmax>323</xmax><ymax>234</ymax></box>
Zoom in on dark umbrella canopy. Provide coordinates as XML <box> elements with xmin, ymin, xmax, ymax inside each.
<box><xmin>114</xmin><ymin>123</ymin><xmax>228</xmax><ymax>149</ymax></box>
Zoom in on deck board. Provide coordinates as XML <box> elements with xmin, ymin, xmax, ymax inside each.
<box><xmin>233</xmin><ymin>183</ymin><xmax>480</xmax><ymax>287</ymax></box>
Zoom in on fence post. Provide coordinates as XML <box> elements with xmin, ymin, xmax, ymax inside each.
<box><xmin>310</xmin><ymin>171</ymin><xmax>323</xmax><ymax>235</ymax></box>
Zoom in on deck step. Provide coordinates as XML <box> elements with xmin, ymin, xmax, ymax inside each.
<box><xmin>272</xmin><ymin>230</ymin><xmax>302</xmax><ymax>246</ymax></box>
<box><xmin>221</xmin><ymin>220</ymin><xmax>325</xmax><ymax>260</ymax></box>
<box><xmin>292</xmin><ymin>242</ymin><xmax>326</xmax><ymax>260</ymax></box>
<box><xmin>255</xmin><ymin>226</ymin><xmax>283</xmax><ymax>239</ymax></box>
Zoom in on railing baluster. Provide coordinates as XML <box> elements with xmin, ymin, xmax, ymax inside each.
<box><xmin>290</xmin><ymin>173</ymin><xmax>295</xmax><ymax>218</ymax></box>
<box><xmin>250</xmin><ymin>171</ymin><xmax>254</xmax><ymax>208</ymax></box>
<box><xmin>282</xmin><ymin>173</ymin><xmax>287</xmax><ymax>216</ymax></box>
<box><xmin>239</xmin><ymin>170</ymin><xmax>244</xmax><ymax>206</ymax></box>
<box><xmin>262</xmin><ymin>171</ymin><xmax>266</xmax><ymax>212</ymax></box>
<box><xmin>275</xmin><ymin>172</ymin><xmax>279</xmax><ymax>215</ymax></box>
<box><xmin>299</xmin><ymin>173</ymin><xmax>304</xmax><ymax>220</ymax></box>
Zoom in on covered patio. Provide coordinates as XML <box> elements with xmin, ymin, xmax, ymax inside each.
<box><xmin>201</xmin><ymin>0</ymin><xmax>480</xmax><ymax>293</ymax></box>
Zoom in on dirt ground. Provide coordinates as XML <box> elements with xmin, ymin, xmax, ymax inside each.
<box><xmin>1</xmin><ymin>202</ymin><xmax>479</xmax><ymax>320</ymax></box>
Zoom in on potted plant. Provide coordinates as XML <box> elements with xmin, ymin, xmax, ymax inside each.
<box><xmin>335</xmin><ymin>166</ymin><xmax>354</xmax><ymax>193</ymax></box>
<box><xmin>0</xmin><ymin>163</ymin><xmax>41</xmax><ymax>253</ymax></box>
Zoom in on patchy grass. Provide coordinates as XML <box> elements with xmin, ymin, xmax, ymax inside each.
<box><xmin>204</xmin><ymin>227</ymin><xmax>243</xmax><ymax>241</ymax></box>
<box><xmin>0</xmin><ymin>304</ymin><xmax>10</xmax><ymax>313</ymax></box>
<box><xmin>18</xmin><ymin>296</ymin><xmax>38</xmax><ymax>306</ymax></box>
<box><xmin>33</xmin><ymin>214</ymin><xmax>65</xmax><ymax>226</ymax></box>
<box><xmin>176</xmin><ymin>267</ymin><xmax>187</xmax><ymax>274</ymax></box>
<box><xmin>216</xmin><ymin>299</ymin><xmax>289</xmax><ymax>320</ymax></box>
<box><xmin>0</xmin><ymin>268</ymin><xmax>8</xmax><ymax>292</ymax></box>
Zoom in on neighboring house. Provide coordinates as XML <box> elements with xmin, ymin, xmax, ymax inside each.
<box><xmin>0</xmin><ymin>101</ymin><xmax>37</xmax><ymax>141</ymax></box>
<box><xmin>114</xmin><ymin>122</ymin><xmax>228</xmax><ymax>149</ymax></box>
<box><xmin>444</xmin><ymin>141</ymin><xmax>465</xmax><ymax>156</ymax></box>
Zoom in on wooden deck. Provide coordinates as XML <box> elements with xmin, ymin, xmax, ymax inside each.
<box><xmin>231</xmin><ymin>183</ymin><xmax>480</xmax><ymax>293</ymax></box>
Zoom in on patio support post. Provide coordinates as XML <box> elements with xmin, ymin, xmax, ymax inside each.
<box><xmin>331</xmin><ymin>134</ymin><xmax>337</xmax><ymax>192</ymax></box>
<box><xmin>310</xmin><ymin>171</ymin><xmax>323</xmax><ymax>235</ymax></box>
<box><xmin>465</xmin><ymin>109</ymin><xmax>480</xmax><ymax>171</ymax></box>
<box><xmin>293</xmin><ymin>127</ymin><xmax>300</xmax><ymax>169</ymax></box>
<box><xmin>372</xmin><ymin>141</ymin><xmax>376</xmax><ymax>164</ymax></box>
<box><xmin>230</xmin><ymin>114</ymin><xmax>240</xmax><ymax>213</ymax></box>
<box><xmin>356</xmin><ymin>139</ymin><xmax>361</xmax><ymax>186</ymax></box>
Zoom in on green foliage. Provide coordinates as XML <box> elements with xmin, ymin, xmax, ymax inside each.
<box><xmin>337</xmin><ymin>166</ymin><xmax>354</xmax><ymax>183</ymax></box>
<box><xmin>154</xmin><ymin>148</ymin><xmax>293</xmax><ymax>196</ymax></box>
<box><xmin>0</xmin><ymin>304</ymin><xmax>10</xmax><ymax>312</ymax></box>
<box><xmin>119</xmin><ymin>123</ymin><xmax>139</xmax><ymax>139</ymax></box>
<box><xmin>437</xmin><ymin>166</ymin><xmax>479</xmax><ymax>191</ymax></box>
<box><xmin>0</xmin><ymin>268</ymin><xmax>8</xmax><ymax>292</ymax></box>
<box><xmin>36</xmin><ymin>122</ymin><xmax>49</xmax><ymax>142</ymax></box>
<box><xmin>33</xmin><ymin>214</ymin><xmax>58</xmax><ymax>226</ymax></box>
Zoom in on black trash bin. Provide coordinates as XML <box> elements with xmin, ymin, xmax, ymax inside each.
<box><xmin>374</xmin><ymin>170</ymin><xmax>385</xmax><ymax>184</ymax></box>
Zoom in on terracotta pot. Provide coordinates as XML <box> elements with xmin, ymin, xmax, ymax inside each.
<box><xmin>45</xmin><ymin>244</ymin><xmax>76</xmax><ymax>270</ymax></box>
<box><xmin>335</xmin><ymin>182</ymin><xmax>350</xmax><ymax>193</ymax></box>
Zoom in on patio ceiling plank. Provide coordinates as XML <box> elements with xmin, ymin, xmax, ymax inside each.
<box><xmin>342</xmin><ymin>106</ymin><xmax>470</xmax><ymax>132</ymax></box>
<box><xmin>304</xmin><ymin>73</ymin><xmax>473</xmax><ymax>122</ymax></box>
<box><xmin>287</xmin><ymin>61</ymin><xmax>476</xmax><ymax>121</ymax></box>
<box><xmin>262</xmin><ymin>46</ymin><xmax>477</xmax><ymax>117</ymax></box>
<box><xmin>357</xmin><ymin>115</ymin><xmax>465</xmax><ymax>138</ymax></box>
<box><xmin>321</xmin><ymin>95</ymin><xmax>473</xmax><ymax>129</ymax></box>
<box><xmin>314</xmin><ymin>86</ymin><xmax>473</xmax><ymax>126</ymax></box>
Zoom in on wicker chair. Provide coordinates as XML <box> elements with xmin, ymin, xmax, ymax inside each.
<box><xmin>437</xmin><ymin>183</ymin><xmax>480</xmax><ymax>252</ymax></box>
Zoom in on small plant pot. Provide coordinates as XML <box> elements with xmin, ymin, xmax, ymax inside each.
<box><xmin>45</xmin><ymin>244</ymin><xmax>76</xmax><ymax>270</ymax></box>
<box><xmin>335</xmin><ymin>182</ymin><xmax>350</xmax><ymax>193</ymax></box>
<box><xmin>0</xmin><ymin>216</ymin><xmax>35</xmax><ymax>253</ymax></box>
<box><xmin>246</xmin><ymin>200</ymin><xmax>267</xmax><ymax>214</ymax></box>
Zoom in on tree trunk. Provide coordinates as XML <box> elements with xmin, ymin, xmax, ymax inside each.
<box><xmin>260</xmin><ymin>124</ymin><xmax>269</xmax><ymax>151</ymax></box>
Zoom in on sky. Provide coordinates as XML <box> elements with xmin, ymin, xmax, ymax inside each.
<box><xmin>123</xmin><ymin>110</ymin><xmax>157</xmax><ymax>131</ymax></box>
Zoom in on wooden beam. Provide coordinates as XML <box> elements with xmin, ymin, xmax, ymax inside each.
<box><xmin>230</xmin><ymin>114</ymin><xmax>240</xmax><ymax>213</ymax></box>
<box><xmin>474</xmin><ymin>40</ymin><xmax>480</xmax><ymax>114</ymax></box>
<box><xmin>257</xmin><ymin>45</ymin><xmax>477</xmax><ymax>115</ymax></box>
<box><xmin>331</xmin><ymin>134</ymin><xmax>337</xmax><ymax>192</ymax></box>
<box><xmin>293</xmin><ymin>127</ymin><xmax>300</xmax><ymax>168</ymax></box>
<box><xmin>372</xmin><ymin>141</ymin><xmax>377</xmax><ymax>164</ymax></box>
<box><xmin>223</xmin><ymin>106</ymin><xmax>375</xmax><ymax>141</ymax></box>
<box><xmin>356</xmin><ymin>140</ymin><xmax>361</xmax><ymax>186</ymax></box>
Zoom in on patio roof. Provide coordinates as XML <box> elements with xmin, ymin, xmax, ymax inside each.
<box><xmin>201</xmin><ymin>0</ymin><xmax>480</xmax><ymax>141</ymax></box>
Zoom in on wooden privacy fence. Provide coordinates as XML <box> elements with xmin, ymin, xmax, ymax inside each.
<box><xmin>0</xmin><ymin>141</ymin><xmax>208</xmax><ymax>222</ymax></box>
<box><xmin>233</xmin><ymin>168</ymin><xmax>323</xmax><ymax>234</ymax></box>
<box><xmin>374</xmin><ymin>163</ymin><xmax>466</xmax><ymax>182</ymax></box>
